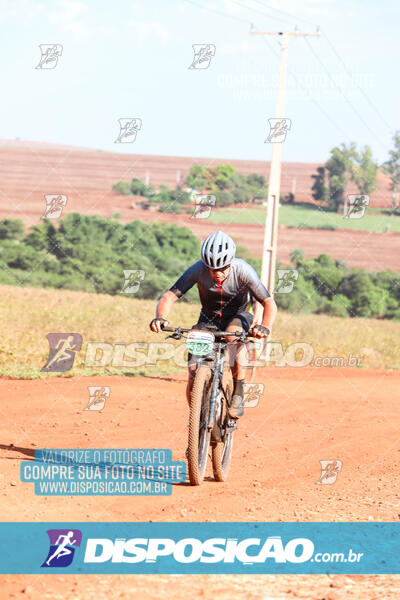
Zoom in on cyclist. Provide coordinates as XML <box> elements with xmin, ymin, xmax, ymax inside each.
<box><xmin>150</xmin><ymin>230</ymin><xmax>277</xmax><ymax>418</ymax></box>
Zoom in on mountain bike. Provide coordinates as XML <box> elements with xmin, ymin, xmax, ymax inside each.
<box><xmin>162</xmin><ymin>323</ymin><xmax>254</xmax><ymax>486</ymax></box>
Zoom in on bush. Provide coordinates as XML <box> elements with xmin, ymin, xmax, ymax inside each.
<box><xmin>168</xmin><ymin>189</ymin><xmax>191</xmax><ymax>205</ymax></box>
<box><xmin>130</xmin><ymin>178</ymin><xmax>155</xmax><ymax>198</ymax></box>
<box><xmin>0</xmin><ymin>218</ymin><xmax>25</xmax><ymax>240</ymax></box>
<box><xmin>275</xmin><ymin>275</ymin><xmax>322</xmax><ymax>315</ymax></box>
<box><xmin>214</xmin><ymin>191</ymin><xmax>234</xmax><ymax>207</ymax></box>
<box><xmin>0</xmin><ymin>216</ymin><xmax>399</xmax><ymax>321</ymax></box>
<box><xmin>158</xmin><ymin>204</ymin><xmax>183</xmax><ymax>214</ymax></box>
<box><xmin>338</xmin><ymin>271</ymin><xmax>388</xmax><ymax>318</ymax></box>
<box><xmin>232</xmin><ymin>187</ymin><xmax>250</xmax><ymax>204</ymax></box>
<box><xmin>112</xmin><ymin>181</ymin><xmax>131</xmax><ymax>195</ymax></box>
<box><xmin>185</xmin><ymin>163</ymin><xmax>268</xmax><ymax>201</ymax></box>
<box><xmin>319</xmin><ymin>294</ymin><xmax>351</xmax><ymax>317</ymax></box>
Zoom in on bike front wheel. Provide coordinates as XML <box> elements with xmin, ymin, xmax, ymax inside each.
<box><xmin>188</xmin><ymin>364</ymin><xmax>212</xmax><ymax>486</ymax></box>
<box><xmin>212</xmin><ymin>369</ymin><xmax>234</xmax><ymax>482</ymax></box>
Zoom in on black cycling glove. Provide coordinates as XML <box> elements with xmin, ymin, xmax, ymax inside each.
<box><xmin>251</xmin><ymin>324</ymin><xmax>270</xmax><ymax>336</ymax></box>
<box><xmin>149</xmin><ymin>318</ymin><xmax>167</xmax><ymax>332</ymax></box>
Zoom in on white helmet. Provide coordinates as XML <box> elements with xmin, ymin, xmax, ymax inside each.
<box><xmin>201</xmin><ymin>230</ymin><xmax>236</xmax><ymax>269</ymax></box>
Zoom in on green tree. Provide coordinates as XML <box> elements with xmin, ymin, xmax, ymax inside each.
<box><xmin>214</xmin><ymin>190</ymin><xmax>234</xmax><ymax>207</ymax></box>
<box><xmin>186</xmin><ymin>165</ymin><xmax>209</xmax><ymax>190</ymax></box>
<box><xmin>155</xmin><ymin>184</ymin><xmax>171</xmax><ymax>204</ymax></box>
<box><xmin>246</xmin><ymin>173</ymin><xmax>266</xmax><ymax>188</ymax></box>
<box><xmin>0</xmin><ymin>218</ymin><xmax>25</xmax><ymax>240</ymax></box>
<box><xmin>290</xmin><ymin>248</ymin><xmax>305</xmax><ymax>268</ymax></box>
<box><xmin>338</xmin><ymin>271</ymin><xmax>388</xmax><ymax>318</ymax></box>
<box><xmin>243</xmin><ymin>173</ymin><xmax>268</xmax><ymax>202</ymax></box>
<box><xmin>130</xmin><ymin>178</ymin><xmax>155</xmax><ymax>197</ymax></box>
<box><xmin>311</xmin><ymin>166</ymin><xmax>329</xmax><ymax>204</ymax></box>
<box><xmin>275</xmin><ymin>275</ymin><xmax>322</xmax><ymax>315</ymax></box>
<box><xmin>303</xmin><ymin>254</ymin><xmax>345</xmax><ymax>300</ymax></box>
<box><xmin>214</xmin><ymin>164</ymin><xmax>236</xmax><ymax>190</ymax></box>
<box><xmin>325</xmin><ymin>143</ymin><xmax>357</xmax><ymax>212</ymax></box>
<box><xmin>232</xmin><ymin>187</ymin><xmax>250</xmax><ymax>204</ymax></box>
<box><xmin>112</xmin><ymin>181</ymin><xmax>131</xmax><ymax>195</ymax></box>
<box><xmin>350</xmin><ymin>145</ymin><xmax>378</xmax><ymax>196</ymax></box>
<box><xmin>382</xmin><ymin>130</ymin><xmax>400</xmax><ymax>212</ymax></box>
<box><xmin>323</xmin><ymin>294</ymin><xmax>351</xmax><ymax>318</ymax></box>
<box><xmin>168</xmin><ymin>189</ymin><xmax>191</xmax><ymax>204</ymax></box>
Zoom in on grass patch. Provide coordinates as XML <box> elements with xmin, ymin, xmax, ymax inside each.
<box><xmin>206</xmin><ymin>204</ymin><xmax>400</xmax><ymax>232</ymax></box>
<box><xmin>0</xmin><ymin>284</ymin><xmax>399</xmax><ymax>378</ymax></box>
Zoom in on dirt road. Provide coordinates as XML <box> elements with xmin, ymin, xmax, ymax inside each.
<box><xmin>1</xmin><ymin>366</ymin><xmax>400</xmax><ymax>597</ymax></box>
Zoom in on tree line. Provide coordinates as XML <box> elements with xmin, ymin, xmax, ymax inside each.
<box><xmin>0</xmin><ymin>215</ymin><xmax>398</xmax><ymax>320</ymax></box>
<box><xmin>113</xmin><ymin>132</ymin><xmax>400</xmax><ymax>214</ymax></box>
<box><xmin>113</xmin><ymin>164</ymin><xmax>269</xmax><ymax>213</ymax></box>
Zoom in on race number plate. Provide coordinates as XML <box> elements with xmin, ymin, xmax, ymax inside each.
<box><xmin>186</xmin><ymin>330</ymin><xmax>215</xmax><ymax>356</ymax></box>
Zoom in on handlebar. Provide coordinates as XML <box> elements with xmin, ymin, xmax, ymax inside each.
<box><xmin>161</xmin><ymin>324</ymin><xmax>256</xmax><ymax>339</ymax></box>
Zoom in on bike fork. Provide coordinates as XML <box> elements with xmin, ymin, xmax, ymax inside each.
<box><xmin>207</xmin><ymin>350</ymin><xmax>225</xmax><ymax>430</ymax></box>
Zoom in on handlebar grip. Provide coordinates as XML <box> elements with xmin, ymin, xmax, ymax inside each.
<box><xmin>161</xmin><ymin>325</ymin><xmax>174</xmax><ymax>332</ymax></box>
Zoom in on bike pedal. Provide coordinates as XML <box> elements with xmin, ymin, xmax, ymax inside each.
<box><xmin>226</xmin><ymin>418</ymin><xmax>238</xmax><ymax>432</ymax></box>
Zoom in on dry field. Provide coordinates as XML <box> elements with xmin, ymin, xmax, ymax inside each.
<box><xmin>0</xmin><ymin>284</ymin><xmax>399</xmax><ymax>377</ymax></box>
<box><xmin>1</xmin><ymin>140</ymin><xmax>398</xmax><ymax>272</ymax></box>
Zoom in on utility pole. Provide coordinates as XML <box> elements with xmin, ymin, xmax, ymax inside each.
<box><xmin>250</xmin><ymin>29</ymin><xmax>320</xmax><ymax>299</ymax></box>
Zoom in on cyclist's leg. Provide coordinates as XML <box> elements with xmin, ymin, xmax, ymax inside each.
<box><xmin>225</xmin><ymin>311</ymin><xmax>253</xmax><ymax>378</ymax></box>
<box><xmin>224</xmin><ymin>312</ymin><xmax>253</xmax><ymax>417</ymax></box>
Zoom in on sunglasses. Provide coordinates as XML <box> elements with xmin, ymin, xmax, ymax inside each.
<box><xmin>210</xmin><ymin>265</ymin><xmax>230</xmax><ymax>274</ymax></box>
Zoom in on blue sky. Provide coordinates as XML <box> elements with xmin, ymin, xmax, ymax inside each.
<box><xmin>0</xmin><ymin>0</ymin><xmax>398</xmax><ymax>163</ymax></box>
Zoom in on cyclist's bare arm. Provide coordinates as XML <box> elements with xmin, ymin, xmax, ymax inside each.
<box><xmin>150</xmin><ymin>290</ymin><xmax>179</xmax><ymax>332</ymax></box>
<box><xmin>252</xmin><ymin>297</ymin><xmax>277</xmax><ymax>337</ymax></box>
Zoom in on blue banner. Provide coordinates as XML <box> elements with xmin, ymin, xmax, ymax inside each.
<box><xmin>0</xmin><ymin>522</ymin><xmax>399</xmax><ymax>574</ymax></box>
<box><xmin>20</xmin><ymin>449</ymin><xmax>186</xmax><ymax>496</ymax></box>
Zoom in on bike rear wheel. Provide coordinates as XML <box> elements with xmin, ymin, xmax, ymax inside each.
<box><xmin>188</xmin><ymin>364</ymin><xmax>212</xmax><ymax>486</ymax></box>
<box><xmin>212</xmin><ymin>369</ymin><xmax>234</xmax><ymax>482</ymax></box>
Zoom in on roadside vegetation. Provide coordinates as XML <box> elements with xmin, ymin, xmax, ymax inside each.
<box><xmin>1</xmin><ymin>283</ymin><xmax>399</xmax><ymax>378</ymax></box>
<box><xmin>0</xmin><ymin>215</ymin><xmax>399</xmax><ymax>323</ymax></box>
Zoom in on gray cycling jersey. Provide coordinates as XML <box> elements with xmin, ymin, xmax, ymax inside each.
<box><xmin>169</xmin><ymin>258</ymin><xmax>270</xmax><ymax>323</ymax></box>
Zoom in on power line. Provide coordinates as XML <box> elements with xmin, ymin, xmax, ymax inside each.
<box><xmin>247</xmin><ymin>0</ymin><xmax>394</xmax><ymax>138</ymax></box>
<box><xmin>182</xmin><ymin>0</ymin><xmax>367</xmax><ymax>144</ymax></box>
<box><xmin>250</xmin><ymin>0</ymin><xmax>318</xmax><ymax>28</ymax></box>
<box><xmin>322</xmin><ymin>30</ymin><xmax>394</xmax><ymax>134</ymax></box>
<box><xmin>303</xmin><ymin>36</ymin><xmax>388</xmax><ymax>149</ymax></box>
<box><xmin>259</xmin><ymin>37</ymin><xmax>352</xmax><ymax>141</ymax></box>
<box><xmin>182</xmin><ymin>0</ymin><xmax>250</xmax><ymax>24</ymax></box>
<box><xmin>228</xmin><ymin>0</ymin><xmax>296</xmax><ymax>26</ymax></box>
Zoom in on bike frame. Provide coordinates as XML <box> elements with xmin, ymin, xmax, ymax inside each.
<box><xmin>194</xmin><ymin>340</ymin><xmax>228</xmax><ymax>431</ymax></box>
<box><xmin>163</xmin><ymin>326</ymin><xmax>249</xmax><ymax>431</ymax></box>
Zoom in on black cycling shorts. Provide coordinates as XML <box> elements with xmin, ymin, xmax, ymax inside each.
<box><xmin>194</xmin><ymin>310</ymin><xmax>253</xmax><ymax>332</ymax></box>
<box><xmin>187</xmin><ymin>311</ymin><xmax>253</xmax><ymax>365</ymax></box>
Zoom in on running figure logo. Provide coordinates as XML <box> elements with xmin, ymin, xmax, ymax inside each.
<box><xmin>188</xmin><ymin>44</ymin><xmax>216</xmax><ymax>69</ymax></box>
<box><xmin>121</xmin><ymin>270</ymin><xmax>145</xmax><ymax>294</ymax></box>
<box><xmin>42</xmin><ymin>529</ymin><xmax>82</xmax><ymax>567</ymax></box>
<box><xmin>344</xmin><ymin>194</ymin><xmax>370</xmax><ymax>219</ymax></box>
<box><xmin>316</xmin><ymin>460</ymin><xmax>342</xmax><ymax>485</ymax></box>
<box><xmin>191</xmin><ymin>194</ymin><xmax>216</xmax><ymax>219</ymax></box>
<box><xmin>243</xmin><ymin>383</ymin><xmax>264</xmax><ymax>408</ymax></box>
<box><xmin>275</xmin><ymin>269</ymin><xmax>298</xmax><ymax>294</ymax></box>
<box><xmin>35</xmin><ymin>44</ymin><xmax>63</xmax><ymax>69</ymax></box>
<box><xmin>85</xmin><ymin>386</ymin><xmax>110</xmax><ymax>411</ymax></box>
<box><xmin>41</xmin><ymin>333</ymin><xmax>82</xmax><ymax>373</ymax></box>
<box><xmin>115</xmin><ymin>118</ymin><xmax>142</xmax><ymax>143</ymax></box>
<box><xmin>42</xmin><ymin>195</ymin><xmax>67</xmax><ymax>219</ymax></box>
<box><xmin>265</xmin><ymin>118</ymin><xmax>291</xmax><ymax>143</ymax></box>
